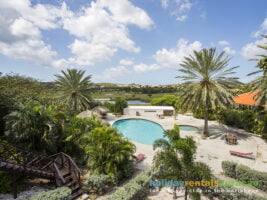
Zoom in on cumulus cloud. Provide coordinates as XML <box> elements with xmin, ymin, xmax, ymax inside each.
<box><xmin>94</xmin><ymin>66</ymin><xmax>131</xmax><ymax>81</ymax></box>
<box><xmin>153</xmin><ymin>39</ymin><xmax>202</xmax><ymax>68</ymax></box>
<box><xmin>0</xmin><ymin>0</ymin><xmax>69</xmax><ymax>68</ymax></box>
<box><xmin>218</xmin><ymin>40</ymin><xmax>230</xmax><ymax>46</ymax></box>
<box><xmin>241</xmin><ymin>37</ymin><xmax>267</xmax><ymax>60</ymax></box>
<box><xmin>133</xmin><ymin>63</ymin><xmax>160</xmax><ymax>73</ymax></box>
<box><xmin>0</xmin><ymin>0</ymin><xmax>153</xmax><ymax>68</ymax></box>
<box><xmin>62</xmin><ymin>0</ymin><xmax>153</xmax><ymax>66</ymax></box>
<box><xmin>119</xmin><ymin>58</ymin><xmax>134</xmax><ymax>66</ymax></box>
<box><xmin>223</xmin><ymin>47</ymin><xmax>236</xmax><ymax>55</ymax></box>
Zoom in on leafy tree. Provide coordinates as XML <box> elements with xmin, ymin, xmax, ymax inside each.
<box><xmin>153</xmin><ymin>125</ymin><xmax>211</xmax><ymax>200</ymax></box>
<box><xmin>151</xmin><ymin>95</ymin><xmax>180</xmax><ymax>113</ymax></box>
<box><xmin>248</xmin><ymin>35</ymin><xmax>267</xmax><ymax>107</ymax></box>
<box><xmin>83</xmin><ymin>126</ymin><xmax>135</xmax><ymax>178</ymax></box>
<box><xmin>114</xmin><ymin>98</ymin><xmax>128</xmax><ymax>114</ymax></box>
<box><xmin>177</xmin><ymin>48</ymin><xmax>239</xmax><ymax>136</ymax></box>
<box><xmin>55</xmin><ymin>69</ymin><xmax>92</xmax><ymax>111</ymax></box>
<box><xmin>4</xmin><ymin>102</ymin><xmax>64</xmax><ymax>154</ymax></box>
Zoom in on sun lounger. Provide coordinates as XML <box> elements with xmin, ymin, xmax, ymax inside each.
<box><xmin>134</xmin><ymin>153</ymin><xmax>145</xmax><ymax>162</ymax></box>
<box><xmin>229</xmin><ymin>150</ymin><xmax>255</xmax><ymax>159</ymax></box>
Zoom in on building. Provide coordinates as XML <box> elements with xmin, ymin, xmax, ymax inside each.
<box><xmin>123</xmin><ymin>106</ymin><xmax>175</xmax><ymax>117</ymax></box>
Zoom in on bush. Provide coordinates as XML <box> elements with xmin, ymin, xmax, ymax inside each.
<box><xmin>203</xmin><ymin>185</ymin><xmax>267</xmax><ymax>200</ymax></box>
<box><xmin>107</xmin><ymin>167</ymin><xmax>161</xmax><ymax>200</ymax></box>
<box><xmin>193</xmin><ymin>108</ymin><xmax>216</xmax><ymax>120</ymax></box>
<box><xmin>86</xmin><ymin>174</ymin><xmax>115</xmax><ymax>195</ymax></box>
<box><xmin>221</xmin><ymin>161</ymin><xmax>237</xmax><ymax>178</ymax></box>
<box><xmin>30</xmin><ymin>187</ymin><xmax>71</xmax><ymax>200</ymax></box>
<box><xmin>0</xmin><ymin>171</ymin><xmax>25</xmax><ymax>194</ymax></box>
<box><xmin>236</xmin><ymin>164</ymin><xmax>267</xmax><ymax>192</ymax></box>
<box><xmin>221</xmin><ymin>161</ymin><xmax>267</xmax><ymax>192</ymax></box>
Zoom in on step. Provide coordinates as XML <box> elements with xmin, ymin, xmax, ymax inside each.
<box><xmin>70</xmin><ymin>189</ymin><xmax>83</xmax><ymax>200</ymax></box>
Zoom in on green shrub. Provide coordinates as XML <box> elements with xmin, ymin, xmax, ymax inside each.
<box><xmin>203</xmin><ymin>185</ymin><xmax>267</xmax><ymax>200</ymax></box>
<box><xmin>0</xmin><ymin>171</ymin><xmax>25</xmax><ymax>194</ymax></box>
<box><xmin>30</xmin><ymin>187</ymin><xmax>71</xmax><ymax>200</ymax></box>
<box><xmin>193</xmin><ymin>108</ymin><xmax>216</xmax><ymax>120</ymax></box>
<box><xmin>107</xmin><ymin>167</ymin><xmax>161</xmax><ymax>200</ymax></box>
<box><xmin>86</xmin><ymin>174</ymin><xmax>115</xmax><ymax>195</ymax></box>
<box><xmin>221</xmin><ymin>161</ymin><xmax>267</xmax><ymax>192</ymax></box>
<box><xmin>221</xmin><ymin>161</ymin><xmax>237</xmax><ymax>178</ymax></box>
<box><xmin>236</xmin><ymin>165</ymin><xmax>267</xmax><ymax>192</ymax></box>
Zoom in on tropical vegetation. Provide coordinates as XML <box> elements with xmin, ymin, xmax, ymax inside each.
<box><xmin>248</xmin><ymin>35</ymin><xmax>267</xmax><ymax>107</ymax></box>
<box><xmin>55</xmin><ymin>69</ymin><xmax>93</xmax><ymax>112</ymax></box>
<box><xmin>177</xmin><ymin>48</ymin><xmax>239</xmax><ymax>136</ymax></box>
<box><xmin>153</xmin><ymin>125</ymin><xmax>212</xmax><ymax>199</ymax></box>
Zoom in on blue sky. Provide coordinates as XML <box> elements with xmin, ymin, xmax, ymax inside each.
<box><xmin>0</xmin><ymin>0</ymin><xmax>266</xmax><ymax>84</ymax></box>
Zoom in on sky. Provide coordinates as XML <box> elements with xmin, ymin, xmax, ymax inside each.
<box><xmin>0</xmin><ymin>0</ymin><xmax>267</xmax><ymax>85</ymax></box>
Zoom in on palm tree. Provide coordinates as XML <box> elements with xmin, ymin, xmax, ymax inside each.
<box><xmin>248</xmin><ymin>35</ymin><xmax>267</xmax><ymax>107</ymax></box>
<box><xmin>55</xmin><ymin>69</ymin><xmax>92</xmax><ymax>111</ymax></box>
<box><xmin>177</xmin><ymin>48</ymin><xmax>239</xmax><ymax>136</ymax></box>
<box><xmin>83</xmin><ymin>126</ymin><xmax>136</xmax><ymax>177</ymax></box>
<box><xmin>153</xmin><ymin>125</ymin><xmax>211</xmax><ymax>200</ymax></box>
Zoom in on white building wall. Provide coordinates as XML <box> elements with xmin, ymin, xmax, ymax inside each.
<box><xmin>123</xmin><ymin>108</ymin><xmax>164</xmax><ymax>117</ymax></box>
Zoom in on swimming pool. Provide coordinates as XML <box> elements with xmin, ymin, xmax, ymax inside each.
<box><xmin>112</xmin><ymin>119</ymin><xmax>164</xmax><ymax>145</ymax></box>
<box><xmin>179</xmin><ymin>125</ymin><xmax>199</xmax><ymax>132</ymax></box>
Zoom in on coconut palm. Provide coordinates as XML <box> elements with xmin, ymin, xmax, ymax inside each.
<box><xmin>55</xmin><ymin>69</ymin><xmax>92</xmax><ymax>111</ymax></box>
<box><xmin>153</xmin><ymin>125</ymin><xmax>211</xmax><ymax>200</ymax></box>
<box><xmin>177</xmin><ymin>48</ymin><xmax>239</xmax><ymax>136</ymax></box>
<box><xmin>248</xmin><ymin>35</ymin><xmax>267</xmax><ymax>107</ymax></box>
<box><xmin>83</xmin><ymin>126</ymin><xmax>136</xmax><ymax>177</ymax></box>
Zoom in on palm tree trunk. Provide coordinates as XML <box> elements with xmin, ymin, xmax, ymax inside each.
<box><xmin>185</xmin><ymin>186</ymin><xmax>188</xmax><ymax>200</ymax></box>
<box><xmin>204</xmin><ymin>94</ymin><xmax>209</xmax><ymax>137</ymax></box>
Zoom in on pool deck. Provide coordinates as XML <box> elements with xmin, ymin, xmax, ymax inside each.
<box><xmin>106</xmin><ymin>113</ymin><xmax>267</xmax><ymax>175</ymax></box>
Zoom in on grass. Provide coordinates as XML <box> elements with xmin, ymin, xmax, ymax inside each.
<box><xmin>92</xmin><ymin>92</ymin><xmax>175</xmax><ymax>102</ymax></box>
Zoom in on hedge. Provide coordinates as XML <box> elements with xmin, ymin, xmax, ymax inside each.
<box><xmin>203</xmin><ymin>185</ymin><xmax>267</xmax><ymax>200</ymax></box>
<box><xmin>222</xmin><ymin>161</ymin><xmax>267</xmax><ymax>192</ymax></box>
<box><xmin>221</xmin><ymin>161</ymin><xmax>237</xmax><ymax>178</ymax></box>
<box><xmin>107</xmin><ymin>166</ymin><xmax>161</xmax><ymax>200</ymax></box>
<box><xmin>86</xmin><ymin>174</ymin><xmax>115</xmax><ymax>195</ymax></box>
<box><xmin>236</xmin><ymin>165</ymin><xmax>267</xmax><ymax>192</ymax></box>
<box><xmin>30</xmin><ymin>187</ymin><xmax>71</xmax><ymax>200</ymax></box>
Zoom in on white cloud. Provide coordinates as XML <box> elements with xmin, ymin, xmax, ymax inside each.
<box><xmin>161</xmin><ymin>0</ymin><xmax>169</xmax><ymax>8</ymax></box>
<box><xmin>161</xmin><ymin>0</ymin><xmax>192</xmax><ymax>22</ymax></box>
<box><xmin>0</xmin><ymin>0</ymin><xmax>68</xmax><ymax>68</ymax></box>
<box><xmin>218</xmin><ymin>40</ymin><xmax>230</xmax><ymax>46</ymax></box>
<box><xmin>176</xmin><ymin>15</ymin><xmax>187</xmax><ymax>21</ymax></box>
<box><xmin>241</xmin><ymin>37</ymin><xmax>267</xmax><ymax>60</ymax></box>
<box><xmin>63</xmin><ymin>0</ymin><xmax>153</xmax><ymax>66</ymax></box>
<box><xmin>68</xmin><ymin>39</ymin><xmax>117</xmax><ymax>66</ymax></box>
<box><xmin>133</xmin><ymin>63</ymin><xmax>160</xmax><ymax>73</ymax></box>
<box><xmin>252</xmin><ymin>18</ymin><xmax>267</xmax><ymax>38</ymax></box>
<box><xmin>0</xmin><ymin>0</ymin><xmax>153</xmax><ymax>68</ymax></box>
<box><xmin>153</xmin><ymin>39</ymin><xmax>202</xmax><ymax>68</ymax></box>
<box><xmin>95</xmin><ymin>66</ymin><xmax>131</xmax><ymax>81</ymax></box>
<box><xmin>223</xmin><ymin>47</ymin><xmax>236</xmax><ymax>55</ymax></box>
<box><xmin>119</xmin><ymin>58</ymin><xmax>134</xmax><ymax>66</ymax></box>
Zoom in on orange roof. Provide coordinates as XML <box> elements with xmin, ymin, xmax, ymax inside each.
<box><xmin>233</xmin><ymin>91</ymin><xmax>260</xmax><ymax>106</ymax></box>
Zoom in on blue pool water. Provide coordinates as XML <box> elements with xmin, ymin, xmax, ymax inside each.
<box><xmin>179</xmin><ymin>125</ymin><xmax>199</xmax><ymax>132</ymax></box>
<box><xmin>112</xmin><ymin>119</ymin><xmax>164</xmax><ymax>145</ymax></box>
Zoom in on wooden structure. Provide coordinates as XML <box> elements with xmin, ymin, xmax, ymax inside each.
<box><xmin>0</xmin><ymin>141</ymin><xmax>83</xmax><ymax>199</ymax></box>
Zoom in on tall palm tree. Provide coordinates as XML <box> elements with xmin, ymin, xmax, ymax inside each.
<box><xmin>153</xmin><ymin>125</ymin><xmax>211</xmax><ymax>200</ymax></box>
<box><xmin>177</xmin><ymin>48</ymin><xmax>239</xmax><ymax>136</ymax></box>
<box><xmin>248</xmin><ymin>35</ymin><xmax>267</xmax><ymax>107</ymax></box>
<box><xmin>55</xmin><ymin>69</ymin><xmax>92</xmax><ymax>111</ymax></box>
